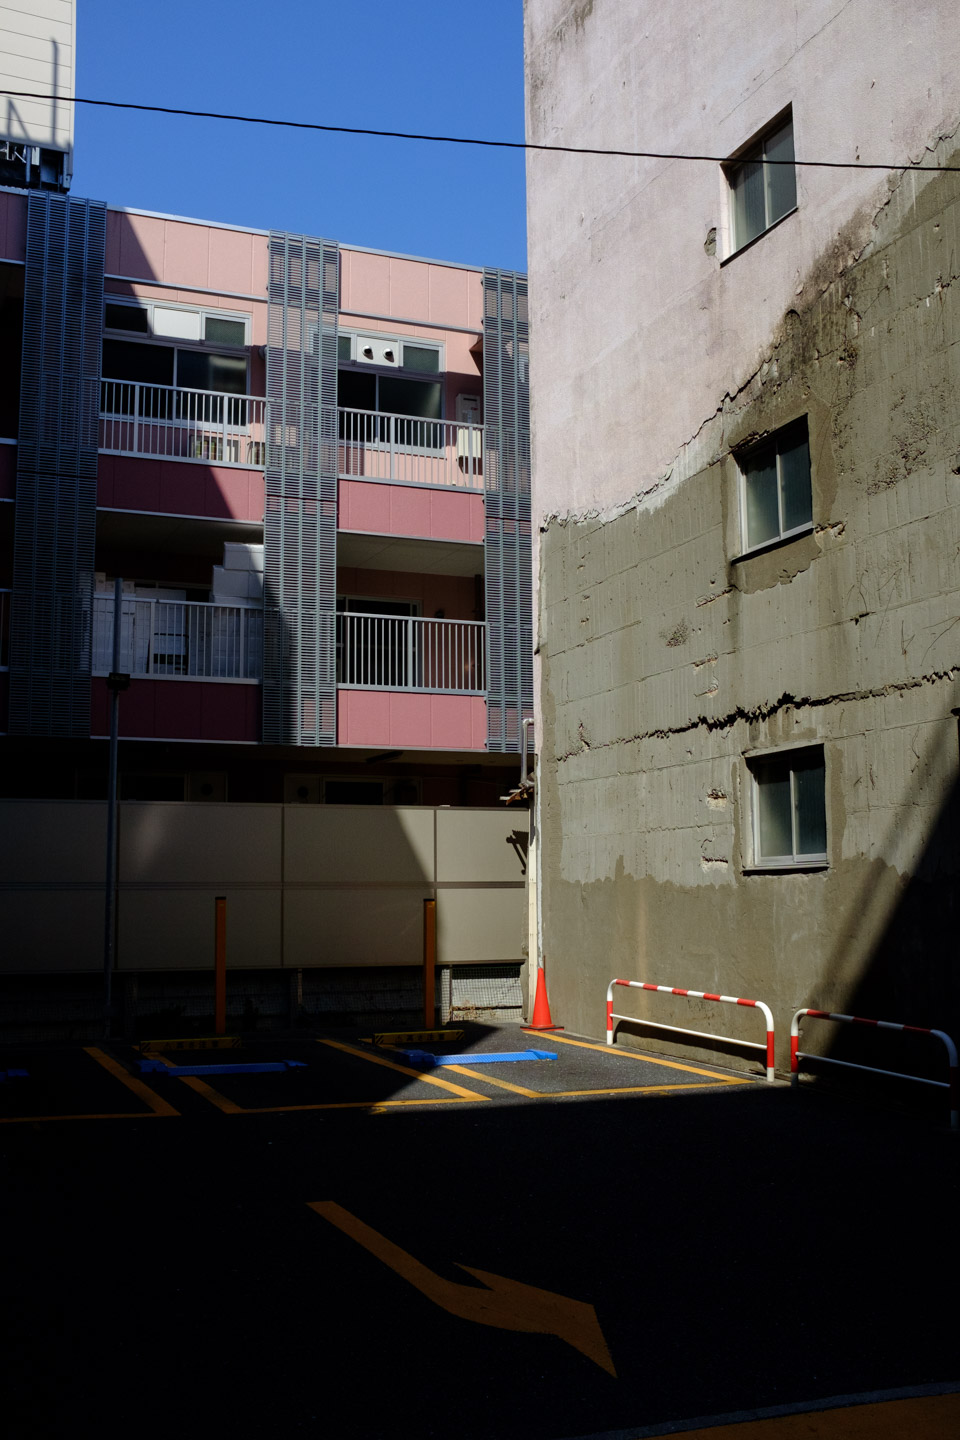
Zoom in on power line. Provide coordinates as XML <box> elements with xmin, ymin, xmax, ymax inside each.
<box><xmin>2</xmin><ymin>89</ymin><xmax>958</xmax><ymax>173</ymax></box>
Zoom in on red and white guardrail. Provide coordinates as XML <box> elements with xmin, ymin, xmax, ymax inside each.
<box><xmin>606</xmin><ymin>979</ymin><xmax>776</xmax><ymax>1083</ymax></box>
<box><xmin>790</xmin><ymin>1008</ymin><xmax>959</xmax><ymax>1129</ymax></box>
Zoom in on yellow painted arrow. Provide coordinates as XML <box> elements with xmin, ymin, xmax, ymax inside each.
<box><xmin>308</xmin><ymin>1200</ymin><xmax>616</xmax><ymax>1377</ymax></box>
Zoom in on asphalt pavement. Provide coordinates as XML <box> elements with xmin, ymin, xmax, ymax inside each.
<box><xmin>1</xmin><ymin>1025</ymin><xmax>957</xmax><ymax>1439</ymax></box>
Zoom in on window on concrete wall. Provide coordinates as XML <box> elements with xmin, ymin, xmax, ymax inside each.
<box><xmin>725</xmin><ymin>110</ymin><xmax>797</xmax><ymax>253</ymax></box>
<box><xmin>747</xmin><ymin>745</ymin><xmax>827</xmax><ymax>868</ymax></box>
<box><xmin>737</xmin><ymin>417</ymin><xmax>812</xmax><ymax>552</ymax></box>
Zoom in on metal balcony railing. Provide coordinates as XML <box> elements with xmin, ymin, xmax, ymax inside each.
<box><xmin>100</xmin><ymin>382</ymin><xmax>266</xmax><ymax>468</ymax></box>
<box><xmin>337</xmin><ymin>613</ymin><xmax>486</xmax><ymax>694</ymax></box>
<box><xmin>335</xmin><ymin>406</ymin><xmax>484</xmax><ymax>490</ymax></box>
<box><xmin>92</xmin><ymin>595</ymin><xmax>262</xmax><ymax>681</ymax></box>
<box><xmin>99</xmin><ymin>384</ymin><xmax>483</xmax><ymax>491</ymax></box>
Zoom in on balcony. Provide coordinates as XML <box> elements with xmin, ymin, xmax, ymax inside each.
<box><xmin>99</xmin><ymin>384</ymin><xmax>484</xmax><ymax>491</ymax></box>
<box><xmin>90</xmin><ymin>597</ymin><xmax>484</xmax><ymax>697</ymax></box>
<box><xmin>337</xmin><ymin>613</ymin><xmax>485</xmax><ymax>694</ymax></box>
<box><xmin>100</xmin><ymin>382</ymin><xmax>266</xmax><ymax>469</ymax></box>
<box><xmin>337</xmin><ymin>408</ymin><xmax>484</xmax><ymax>491</ymax></box>
<box><xmin>92</xmin><ymin>595</ymin><xmax>262</xmax><ymax>681</ymax></box>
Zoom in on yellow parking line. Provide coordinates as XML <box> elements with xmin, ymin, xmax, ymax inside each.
<box><xmin>176</xmin><ymin>1074</ymin><xmax>243</xmax><ymax>1114</ymax></box>
<box><xmin>206</xmin><ymin>1096</ymin><xmax>474</xmax><ymax>1115</ymax></box>
<box><xmin>546</xmin><ymin>1080</ymin><xmax>752</xmax><ymax>1099</ymax></box>
<box><xmin>524</xmin><ymin>1029</ymin><xmax>748</xmax><ymax>1084</ymax></box>
<box><xmin>0</xmin><ymin>1110</ymin><xmax>171</xmax><ymax>1124</ymax></box>
<box><xmin>444</xmin><ymin>1068</ymin><xmax>751</xmax><ymax>1101</ymax></box>
<box><xmin>443</xmin><ymin>1064</ymin><xmax>541</xmax><ymax>1098</ymax></box>
<box><xmin>84</xmin><ymin>1046</ymin><xmax>179</xmax><ymax>1116</ymax></box>
<box><xmin>319</xmin><ymin>1038</ymin><xmax>489</xmax><ymax>1102</ymax></box>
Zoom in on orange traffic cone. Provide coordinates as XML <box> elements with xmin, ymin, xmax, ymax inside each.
<box><xmin>527</xmin><ymin>964</ymin><xmax>563</xmax><ymax>1030</ymax></box>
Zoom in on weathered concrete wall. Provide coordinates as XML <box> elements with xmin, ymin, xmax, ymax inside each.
<box><xmin>527</xmin><ymin>1</ymin><xmax>960</xmax><ymax>1073</ymax></box>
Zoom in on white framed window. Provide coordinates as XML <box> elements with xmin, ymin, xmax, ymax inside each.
<box><xmin>102</xmin><ymin>300</ymin><xmax>251</xmax><ymax>401</ymax></box>
<box><xmin>104</xmin><ymin>299</ymin><xmax>249</xmax><ymax>348</ymax></box>
<box><xmin>337</xmin><ymin>329</ymin><xmax>444</xmax><ymax>425</ymax></box>
<box><xmin>725</xmin><ymin>109</ymin><xmax>797</xmax><ymax>254</ymax></box>
<box><xmin>338</xmin><ymin>330</ymin><xmax>442</xmax><ymax>374</ymax></box>
<box><xmin>737</xmin><ymin>417</ymin><xmax>812</xmax><ymax>554</ymax></box>
<box><xmin>747</xmin><ymin>745</ymin><xmax>827</xmax><ymax>868</ymax></box>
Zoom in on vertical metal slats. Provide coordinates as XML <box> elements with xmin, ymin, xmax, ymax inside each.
<box><xmin>263</xmin><ymin>233</ymin><xmax>339</xmax><ymax>745</ymax></box>
<box><xmin>483</xmin><ymin>268</ymin><xmax>532</xmax><ymax>752</ymax></box>
<box><xmin>9</xmin><ymin>193</ymin><xmax>106</xmax><ymax>736</ymax></box>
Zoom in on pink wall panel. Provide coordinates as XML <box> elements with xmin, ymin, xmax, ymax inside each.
<box><xmin>427</xmin><ymin>266</ymin><xmax>473</xmax><ymax>327</ymax></box>
<box><xmin>206</xmin><ymin>226</ymin><xmax>258</xmax><ymax>296</ymax></box>
<box><xmin>338</xmin><ymin>481</ymin><xmax>483</xmax><ymax>544</ymax></box>
<box><xmin>339</xmin><ymin>247</ymin><xmax>483</xmax><ymax>332</ymax></box>
<box><xmin>98</xmin><ymin>456</ymin><xmax>264</xmax><ymax>522</ymax></box>
<box><xmin>0</xmin><ymin>445</ymin><xmax>16</xmax><ymax>497</ymax></box>
<box><xmin>341</xmin><ymin>250</ymin><xmax>391</xmax><ymax>317</ymax></box>
<box><xmin>0</xmin><ymin>191</ymin><xmax>26</xmax><ymax>262</ymax></box>
<box><xmin>384</xmin><ymin>257</ymin><xmax>430</xmax><ymax>320</ymax></box>
<box><xmin>115</xmin><ymin>214</ymin><xmax>166</xmax><ymax>282</ymax></box>
<box><xmin>386</xmin><ymin>486</ymin><xmax>437</xmax><ymax>537</ymax></box>
<box><xmin>90</xmin><ymin>678</ymin><xmax>260</xmax><ymax>742</ymax></box>
<box><xmin>107</xmin><ymin>211</ymin><xmax>269</xmax><ymax>305</ymax></box>
<box><xmin>160</xmin><ymin>223</ymin><xmax>209</xmax><ymax>291</ymax></box>
<box><xmin>337</xmin><ymin>690</ymin><xmax>487</xmax><ymax>751</ymax></box>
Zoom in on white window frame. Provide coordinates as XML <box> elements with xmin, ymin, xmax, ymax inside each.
<box><xmin>338</xmin><ymin>329</ymin><xmax>444</xmax><ymax>375</ymax></box>
<box><xmin>723</xmin><ymin>108</ymin><xmax>797</xmax><ymax>257</ymax></box>
<box><xmin>745</xmin><ymin>742</ymin><xmax>828</xmax><ymax>871</ymax></box>
<box><xmin>735</xmin><ymin>417</ymin><xmax>813</xmax><ymax>558</ymax></box>
<box><xmin>102</xmin><ymin>298</ymin><xmax>252</xmax><ymax>396</ymax></box>
<box><xmin>337</xmin><ymin>330</ymin><xmax>446</xmax><ymax>455</ymax></box>
<box><xmin>103</xmin><ymin>298</ymin><xmax>250</xmax><ymax>351</ymax></box>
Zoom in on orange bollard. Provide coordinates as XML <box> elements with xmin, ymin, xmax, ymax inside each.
<box><xmin>214</xmin><ymin>896</ymin><xmax>227</xmax><ymax>1035</ymax></box>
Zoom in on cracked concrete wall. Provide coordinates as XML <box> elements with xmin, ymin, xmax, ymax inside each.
<box><xmin>526</xmin><ymin>0</ymin><xmax>960</xmax><ymax>1072</ymax></box>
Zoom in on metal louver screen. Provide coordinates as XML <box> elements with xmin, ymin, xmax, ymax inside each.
<box><xmin>483</xmin><ymin>269</ymin><xmax>532</xmax><ymax>752</ymax></box>
<box><xmin>9</xmin><ymin>193</ymin><xmax>106</xmax><ymax>737</ymax></box>
<box><xmin>263</xmin><ymin>233</ymin><xmax>339</xmax><ymax>746</ymax></box>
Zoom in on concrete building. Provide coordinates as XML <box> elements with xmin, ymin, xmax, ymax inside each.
<box><xmin>0</xmin><ymin>8</ymin><xmax>533</xmax><ymax>1034</ymax></box>
<box><xmin>524</xmin><ymin>0</ymin><xmax>960</xmax><ymax>1080</ymax></box>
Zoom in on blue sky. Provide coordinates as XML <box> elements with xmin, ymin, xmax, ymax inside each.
<box><xmin>72</xmin><ymin>0</ymin><xmax>527</xmax><ymax>270</ymax></box>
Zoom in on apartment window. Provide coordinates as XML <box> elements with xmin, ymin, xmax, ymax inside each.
<box><xmin>749</xmin><ymin>746</ymin><xmax>827</xmax><ymax>867</ymax></box>
<box><xmin>738</xmin><ymin>417</ymin><xmax>812</xmax><ymax>553</ymax></box>
<box><xmin>338</xmin><ymin>330</ymin><xmax>443</xmax><ymax>424</ymax></box>
<box><xmin>726</xmin><ymin>111</ymin><xmax>797</xmax><ymax>252</ymax></box>
<box><xmin>104</xmin><ymin>299</ymin><xmax>249</xmax><ymax>347</ymax></box>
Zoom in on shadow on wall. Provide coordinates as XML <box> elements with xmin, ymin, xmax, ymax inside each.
<box><xmin>809</xmin><ymin>717</ymin><xmax>960</xmax><ymax>1093</ymax></box>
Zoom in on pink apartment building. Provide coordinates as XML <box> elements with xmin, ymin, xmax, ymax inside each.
<box><xmin>0</xmin><ymin>188</ymin><xmax>532</xmax><ymax>1032</ymax></box>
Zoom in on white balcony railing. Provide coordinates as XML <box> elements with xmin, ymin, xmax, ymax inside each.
<box><xmin>99</xmin><ymin>384</ymin><xmax>484</xmax><ymax>491</ymax></box>
<box><xmin>92</xmin><ymin>595</ymin><xmax>262</xmax><ymax>682</ymax></box>
<box><xmin>337</xmin><ymin>613</ymin><xmax>485</xmax><ymax>694</ymax></box>
<box><xmin>100</xmin><ymin>382</ymin><xmax>266</xmax><ymax>468</ymax></box>
<box><xmin>336</xmin><ymin>407</ymin><xmax>484</xmax><ymax>490</ymax></box>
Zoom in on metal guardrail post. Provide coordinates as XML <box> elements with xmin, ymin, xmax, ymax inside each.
<box><xmin>606</xmin><ymin>977</ymin><xmax>776</xmax><ymax>1082</ymax></box>
<box><xmin>790</xmin><ymin>1007</ymin><xmax>959</xmax><ymax>1128</ymax></box>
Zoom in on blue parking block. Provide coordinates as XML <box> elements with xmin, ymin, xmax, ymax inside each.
<box><xmin>138</xmin><ymin>1060</ymin><xmax>308</xmax><ymax>1077</ymax></box>
<box><xmin>398</xmin><ymin>1049</ymin><xmax>556</xmax><ymax>1067</ymax></box>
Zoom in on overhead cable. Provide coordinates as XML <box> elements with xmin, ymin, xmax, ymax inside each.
<box><xmin>1</xmin><ymin>89</ymin><xmax>958</xmax><ymax>173</ymax></box>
